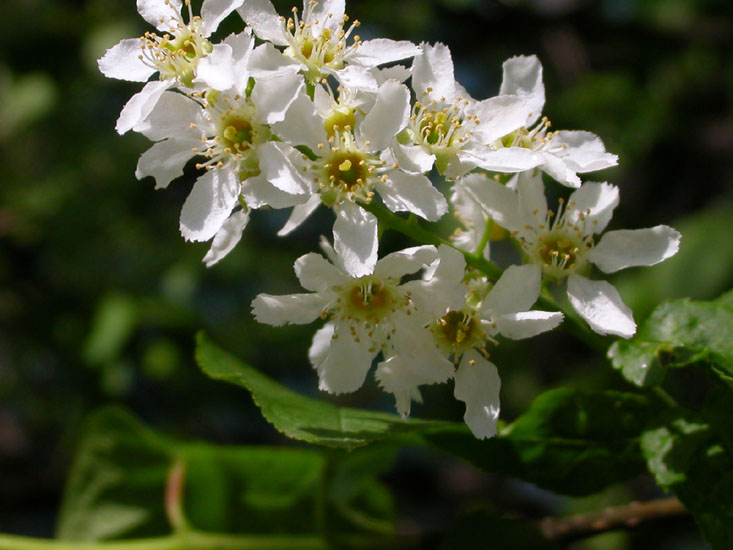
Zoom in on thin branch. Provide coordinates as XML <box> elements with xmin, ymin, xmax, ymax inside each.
<box><xmin>539</xmin><ymin>497</ymin><xmax>687</xmax><ymax>541</ymax></box>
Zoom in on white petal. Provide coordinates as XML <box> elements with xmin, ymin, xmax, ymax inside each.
<box><xmin>347</xmin><ymin>39</ymin><xmax>420</xmax><ymax>67</ymax></box>
<box><xmin>567</xmin><ymin>274</ymin><xmax>636</xmax><ymax>338</ymax></box>
<box><xmin>403</xmin><ymin>245</ymin><xmax>466</xmax><ymax>316</ymax></box>
<box><xmin>539</xmin><ymin>151</ymin><xmax>581</xmax><ymax>188</ymax></box>
<box><xmin>494</xmin><ymin>310</ymin><xmax>563</xmax><ymax>340</ymax></box>
<box><xmin>390</xmin><ymin>142</ymin><xmax>435</xmax><ymax>174</ymax></box>
<box><xmin>566</xmin><ymin>182</ymin><xmax>619</xmax><ymax>232</ymax></box>
<box><xmin>249</xmin><ymin>43</ymin><xmax>301</xmax><ymax>76</ymax></box>
<box><xmin>195</xmin><ymin>43</ymin><xmax>235</xmax><ymax>91</ymax></box>
<box><xmin>454</xmin><ymin>351</ymin><xmax>501</xmax><ymax>439</ymax></box>
<box><xmin>179</xmin><ymin>169</ymin><xmax>239</xmax><ymax>242</ymax></box>
<box><xmin>373</xmin><ymin>64</ymin><xmax>412</xmax><ymax>84</ymax></box>
<box><xmin>251</xmin><ymin>292</ymin><xmax>327</xmax><ymax>326</ymax></box>
<box><xmin>278</xmin><ymin>194</ymin><xmax>321</xmax><ymax>236</ymax></box>
<box><xmin>515</xmin><ymin>171</ymin><xmax>548</xmax><ymax>226</ymax></box>
<box><xmin>468</xmin><ymin>95</ymin><xmax>533</xmax><ymax>143</ymax></box>
<box><xmin>463</xmin><ymin>147</ymin><xmax>544</xmax><ymax>173</ymax></box>
<box><xmin>294</xmin><ymin>252</ymin><xmax>348</xmax><ymax>292</ymax></box>
<box><xmin>308</xmin><ymin>323</ymin><xmax>334</xmax><ymax>372</ymax></box>
<box><xmin>330</xmin><ymin>65</ymin><xmax>378</xmax><ymax>92</ymax></box>
<box><xmin>389</xmin><ymin>319</ymin><xmax>455</xmax><ymax>384</ymax></box>
<box><xmin>376</xmin><ymin>171</ymin><xmax>447</xmax><ymax>222</ymax></box>
<box><xmin>135</xmin><ymin>91</ymin><xmax>201</xmax><ymax>141</ymax></box>
<box><xmin>98</xmin><ymin>39</ymin><xmax>154</xmax><ymax>82</ymax></box>
<box><xmin>411</xmin><ymin>42</ymin><xmax>455</xmax><ymax>101</ymax></box>
<box><xmin>200</xmin><ymin>0</ymin><xmax>244</xmax><ymax>36</ymax></box>
<box><xmin>252</xmin><ymin>71</ymin><xmax>304</xmax><ymax>124</ymax></box>
<box><xmin>272</xmin><ymin>94</ymin><xmax>328</xmax><ymax>152</ymax></box>
<box><xmin>311</xmin><ymin>322</ymin><xmax>375</xmax><ymax>394</ymax></box>
<box><xmin>115</xmin><ymin>80</ymin><xmax>170</xmax><ymax>135</ymax></box>
<box><xmin>554</xmin><ymin>131</ymin><xmax>618</xmax><ymax>173</ymax></box>
<box><xmin>333</xmin><ymin>202</ymin><xmax>378</xmax><ymax>278</ymax></box>
<box><xmin>374</xmin><ymin>245</ymin><xmax>438</xmax><ymax>280</ymax></box>
<box><xmin>135</xmin><ymin>138</ymin><xmax>198</xmax><ymax>189</ymax></box>
<box><xmin>224</xmin><ymin>30</ymin><xmax>257</xmax><ymax>94</ymax></box>
<box><xmin>240</xmin><ymin>172</ymin><xmax>305</xmax><ymax>209</ymax></box>
<box><xmin>203</xmin><ymin>209</ymin><xmax>250</xmax><ymax>267</ymax></box>
<box><xmin>359</xmin><ymin>80</ymin><xmax>410</xmax><ymax>152</ymax></box>
<box><xmin>374</xmin><ymin>356</ymin><xmax>420</xmax><ymax>418</ymax></box>
<box><xmin>237</xmin><ymin>0</ymin><xmax>289</xmax><ymax>45</ymax></box>
<box><xmin>482</xmin><ymin>264</ymin><xmax>542</xmax><ymax>315</ymax></box>
<box><xmin>458</xmin><ymin>173</ymin><xmax>524</xmax><ymax>231</ymax></box>
<box><xmin>137</xmin><ymin>0</ymin><xmax>182</xmax><ymax>31</ymax></box>
<box><xmin>257</xmin><ymin>142</ymin><xmax>311</xmax><ymax>195</ymax></box>
<box><xmin>499</xmin><ymin>55</ymin><xmax>545</xmax><ymax>126</ymax></box>
<box><xmin>587</xmin><ymin>226</ymin><xmax>681</xmax><ymax>273</ymax></box>
<box><xmin>308</xmin><ymin>0</ymin><xmax>345</xmax><ymax>37</ymax></box>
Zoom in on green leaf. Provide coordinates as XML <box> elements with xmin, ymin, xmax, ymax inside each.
<box><xmin>642</xmin><ymin>409</ymin><xmax>733</xmax><ymax>549</ymax></box>
<box><xmin>425</xmin><ymin>388</ymin><xmax>653</xmax><ymax>495</ymax></box>
<box><xmin>608</xmin><ymin>290</ymin><xmax>733</xmax><ymax>388</ymax></box>
<box><xmin>195</xmin><ymin>332</ymin><xmax>450</xmax><ymax>450</ymax></box>
<box><xmin>197</xmin><ymin>333</ymin><xmax>652</xmax><ymax>495</ymax></box>
<box><xmin>56</xmin><ymin>407</ymin><xmax>392</xmax><ymax>540</ymax></box>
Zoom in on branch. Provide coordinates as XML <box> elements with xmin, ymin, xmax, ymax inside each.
<box><xmin>539</xmin><ymin>497</ymin><xmax>687</xmax><ymax>541</ymax></box>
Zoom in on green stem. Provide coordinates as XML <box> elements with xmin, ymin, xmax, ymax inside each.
<box><xmin>0</xmin><ymin>532</ymin><xmax>423</xmax><ymax>550</ymax></box>
<box><xmin>0</xmin><ymin>533</ymin><xmax>325</xmax><ymax>550</ymax></box>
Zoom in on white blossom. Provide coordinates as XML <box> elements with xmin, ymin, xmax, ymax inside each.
<box><xmin>257</xmin><ymin>79</ymin><xmax>448</xmax><ymax>277</ymax></box>
<box><xmin>238</xmin><ymin>0</ymin><xmax>420</xmax><ymax>88</ymax></box>
<box><xmin>461</xmin><ymin>55</ymin><xmax>619</xmax><ymax>187</ymax></box>
<box><xmin>98</xmin><ymin>0</ymin><xmax>244</xmax><ymax>134</ymax></box>
<box><xmin>251</xmin><ymin>243</ymin><xmax>456</xmax><ymax>399</ymax></box>
<box><xmin>462</xmin><ymin>172</ymin><xmax>681</xmax><ymax>337</ymax></box>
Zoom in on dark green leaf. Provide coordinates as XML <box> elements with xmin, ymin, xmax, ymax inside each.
<box><xmin>608</xmin><ymin>291</ymin><xmax>733</xmax><ymax>388</ymax></box>
<box><xmin>56</xmin><ymin>407</ymin><xmax>392</xmax><ymax>540</ymax></box>
<box><xmin>642</xmin><ymin>409</ymin><xmax>733</xmax><ymax>549</ymax></box>
<box><xmin>197</xmin><ymin>333</ymin><xmax>652</xmax><ymax>495</ymax></box>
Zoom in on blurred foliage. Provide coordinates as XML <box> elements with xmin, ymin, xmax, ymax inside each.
<box><xmin>0</xmin><ymin>0</ymin><xmax>730</xmax><ymax>546</ymax></box>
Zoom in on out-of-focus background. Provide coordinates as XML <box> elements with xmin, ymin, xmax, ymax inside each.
<box><xmin>0</xmin><ymin>0</ymin><xmax>731</xmax><ymax>547</ymax></box>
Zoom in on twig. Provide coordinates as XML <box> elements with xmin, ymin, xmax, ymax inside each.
<box><xmin>539</xmin><ymin>497</ymin><xmax>687</xmax><ymax>541</ymax></box>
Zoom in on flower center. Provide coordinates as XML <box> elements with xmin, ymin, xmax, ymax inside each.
<box><xmin>194</xmin><ymin>92</ymin><xmax>268</xmax><ymax>180</ymax></box>
<box><xmin>282</xmin><ymin>3</ymin><xmax>361</xmax><ymax>82</ymax></box>
<box><xmin>497</xmin><ymin>117</ymin><xmax>555</xmax><ymax>151</ymax></box>
<box><xmin>314</xmin><ymin>130</ymin><xmax>382</xmax><ymax>207</ymax></box>
<box><xmin>431</xmin><ymin>309</ymin><xmax>486</xmax><ymax>356</ymax></box>
<box><xmin>323</xmin><ymin>108</ymin><xmax>356</xmax><ymax>137</ymax></box>
<box><xmin>530</xmin><ymin>227</ymin><xmax>590</xmax><ymax>280</ymax></box>
<box><xmin>140</xmin><ymin>12</ymin><xmax>212</xmax><ymax>88</ymax></box>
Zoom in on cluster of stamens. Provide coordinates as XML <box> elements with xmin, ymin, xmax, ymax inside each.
<box><xmin>410</xmin><ymin>91</ymin><xmax>476</xmax><ymax>155</ymax></box>
<box><xmin>192</xmin><ymin>92</ymin><xmax>265</xmax><ymax>180</ymax></box>
<box><xmin>281</xmin><ymin>1</ymin><xmax>361</xmax><ymax>82</ymax></box>
<box><xmin>321</xmin><ymin>277</ymin><xmax>413</xmax><ymax>353</ymax></box>
<box><xmin>431</xmin><ymin>309</ymin><xmax>490</xmax><ymax>362</ymax></box>
<box><xmin>138</xmin><ymin>1</ymin><xmax>212</xmax><ymax>87</ymax></box>
<box><xmin>515</xmin><ymin>198</ymin><xmax>598</xmax><ymax>279</ymax></box>
<box><xmin>313</xmin><ymin>128</ymin><xmax>385</xmax><ymax>207</ymax></box>
<box><xmin>498</xmin><ymin>116</ymin><xmax>564</xmax><ymax>153</ymax></box>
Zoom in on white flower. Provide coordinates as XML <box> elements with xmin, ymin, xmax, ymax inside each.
<box><xmin>462</xmin><ymin>172</ymin><xmax>681</xmax><ymax>337</ymax></box>
<box><xmin>132</xmin><ymin>35</ymin><xmax>304</xmax><ymax>264</ymax></box>
<box><xmin>98</xmin><ymin>0</ymin><xmax>244</xmax><ymax>134</ymax></box>
<box><xmin>397</xmin><ymin>43</ymin><xmax>536</xmax><ymax>178</ymax></box>
<box><xmin>238</xmin><ymin>0</ymin><xmax>420</xmax><ymax>88</ymax></box>
<box><xmin>465</xmin><ymin>55</ymin><xmax>618</xmax><ymax>187</ymax></box>
<box><xmin>256</xmin><ymin>79</ymin><xmax>448</xmax><ymax>277</ymax></box>
<box><xmin>251</xmin><ymin>243</ymin><xmax>455</xmax><ymax>400</ymax></box>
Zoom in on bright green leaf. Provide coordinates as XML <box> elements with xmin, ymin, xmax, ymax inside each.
<box><xmin>608</xmin><ymin>290</ymin><xmax>733</xmax><ymax>388</ymax></box>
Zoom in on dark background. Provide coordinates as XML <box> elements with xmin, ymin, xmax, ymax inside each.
<box><xmin>0</xmin><ymin>0</ymin><xmax>731</xmax><ymax>547</ymax></box>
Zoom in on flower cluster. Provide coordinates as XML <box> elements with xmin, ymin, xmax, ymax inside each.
<box><xmin>100</xmin><ymin>0</ymin><xmax>681</xmax><ymax>438</ymax></box>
